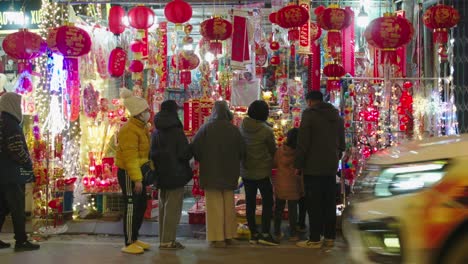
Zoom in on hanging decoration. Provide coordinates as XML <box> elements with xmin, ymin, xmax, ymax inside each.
<box><xmin>128</xmin><ymin>5</ymin><xmax>155</xmax><ymax>62</ymax></box>
<box><xmin>200</xmin><ymin>17</ymin><xmax>233</xmax><ymax>55</ymax></box>
<box><xmin>108</xmin><ymin>5</ymin><xmax>126</xmax><ymax>36</ymax></box>
<box><xmin>323</xmin><ymin>62</ymin><xmax>345</xmax><ymax>91</ymax></box>
<box><xmin>171</xmin><ymin>50</ymin><xmax>200</xmax><ymax>89</ymax></box>
<box><xmin>341</xmin><ymin>7</ymin><xmax>355</xmax><ymax>76</ymax></box>
<box><xmin>164</xmin><ymin>0</ymin><xmax>192</xmax><ymax>30</ymax></box>
<box><xmin>316</xmin><ymin>4</ymin><xmax>353</xmax><ymax>60</ymax></box>
<box><xmin>108</xmin><ymin>47</ymin><xmax>127</xmax><ymax>77</ymax></box>
<box><xmin>47</xmin><ymin>24</ymin><xmax>92</xmax><ymax>122</ymax></box>
<box><xmin>231</xmin><ymin>11</ymin><xmax>250</xmax><ymax>70</ymax></box>
<box><xmin>154</xmin><ymin>22</ymin><xmax>168</xmax><ymax>92</ymax></box>
<box><xmin>2</xmin><ymin>29</ymin><xmax>46</xmax><ymax>94</ymax></box>
<box><xmin>423</xmin><ymin>4</ymin><xmax>459</xmax><ymax>60</ymax></box>
<box><xmin>298</xmin><ymin>0</ymin><xmax>312</xmax><ymax>55</ymax></box>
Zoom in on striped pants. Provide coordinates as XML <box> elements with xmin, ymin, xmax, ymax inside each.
<box><xmin>118</xmin><ymin>169</ymin><xmax>147</xmax><ymax>246</ymax></box>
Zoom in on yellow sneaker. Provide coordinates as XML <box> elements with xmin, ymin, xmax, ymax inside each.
<box><xmin>134</xmin><ymin>240</ymin><xmax>151</xmax><ymax>250</ymax></box>
<box><xmin>121</xmin><ymin>243</ymin><xmax>144</xmax><ymax>254</ymax></box>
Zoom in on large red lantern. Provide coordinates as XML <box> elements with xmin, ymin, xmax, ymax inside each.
<box><xmin>108</xmin><ymin>5</ymin><xmax>126</xmax><ymax>36</ymax></box>
<box><xmin>269</xmin><ymin>5</ymin><xmax>309</xmax><ymax>28</ymax></box>
<box><xmin>164</xmin><ymin>0</ymin><xmax>192</xmax><ymax>28</ymax></box>
<box><xmin>423</xmin><ymin>4</ymin><xmax>459</xmax><ymax>44</ymax></box>
<box><xmin>108</xmin><ymin>47</ymin><xmax>127</xmax><ymax>77</ymax></box>
<box><xmin>171</xmin><ymin>51</ymin><xmax>200</xmax><ymax>88</ymax></box>
<box><xmin>364</xmin><ymin>13</ymin><xmax>414</xmax><ymax>64</ymax></box>
<box><xmin>200</xmin><ymin>17</ymin><xmax>232</xmax><ymax>55</ymax></box>
<box><xmin>323</xmin><ymin>62</ymin><xmax>345</xmax><ymax>91</ymax></box>
<box><xmin>316</xmin><ymin>5</ymin><xmax>352</xmax><ymax>56</ymax></box>
<box><xmin>2</xmin><ymin>29</ymin><xmax>46</xmax><ymax>93</ymax></box>
<box><xmin>128</xmin><ymin>6</ymin><xmax>155</xmax><ymax>37</ymax></box>
<box><xmin>47</xmin><ymin>24</ymin><xmax>92</xmax><ymax>122</ymax></box>
<box><xmin>129</xmin><ymin>60</ymin><xmax>144</xmax><ymax>80</ymax></box>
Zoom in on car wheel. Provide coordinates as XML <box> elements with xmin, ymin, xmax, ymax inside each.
<box><xmin>440</xmin><ymin>233</ymin><xmax>468</xmax><ymax>264</ymax></box>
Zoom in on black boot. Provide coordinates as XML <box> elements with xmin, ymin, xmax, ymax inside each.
<box><xmin>14</xmin><ymin>241</ymin><xmax>40</xmax><ymax>252</ymax></box>
<box><xmin>0</xmin><ymin>240</ymin><xmax>11</xmax><ymax>249</ymax></box>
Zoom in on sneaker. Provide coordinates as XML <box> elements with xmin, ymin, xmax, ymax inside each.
<box><xmin>209</xmin><ymin>241</ymin><xmax>227</xmax><ymax>248</ymax></box>
<box><xmin>296</xmin><ymin>240</ymin><xmax>322</xmax><ymax>249</ymax></box>
<box><xmin>258</xmin><ymin>234</ymin><xmax>279</xmax><ymax>246</ymax></box>
<box><xmin>296</xmin><ymin>225</ymin><xmax>307</xmax><ymax>233</ymax></box>
<box><xmin>249</xmin><ymin>233</ymin><xmax>260</xmax><ymax>245</ymax></box>
<box><xmin>121</xmin><ymin>243</ymin><xmax>144</xmax><ymax>254</ymax></box>
<box><xmin>323</xmin><ymin>239</ymin><xmax>334</xmax><ymax>247</ymax></box>
<box><xmin>288</xmin><ymin>236</ymin><xmax>300</xmax><ymax>242</ymax></box>
<box><xmin>0</xmin><ymin>240</ymin><xmax>11</xmax><ymax>249</ymax></box>
<box><xmin>134</xmin><ymin>240</ymin><xmax>151</xmax><ymax>250</ymax></box>
<box><xmin>225</xmin><ymin>239</ymin><xmax>239</xmax><ymax>246</ymax></box>
<box><xmin>14</xmin><ymin>241</ymin><xmax>40</xmax><ymax>252</ymax></box>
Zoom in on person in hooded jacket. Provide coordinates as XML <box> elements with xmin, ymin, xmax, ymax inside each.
<box><xmin>0</xmin><ymin>92</ymin><xmax>40</xmax><ymax>251</ymax></box>
<box><xmin>150</xmin><ymin>100</ymin><xmax>192</xmax><ymax>250</ymax></box>
<box><xmin>240</xmin><ymin>100</ymin><xmax>278</xmax><ymax>246</ymax></box>
<box><xmin>115</xmin><ymin>89</ymin><xmax>153</xmax><ymax>254</ymax></box>
<box><xmin>192</xmin><ymin>101</ymin><xmax>245</xmax><ymax>248</ymax></box>
<box><xmin>294</xmin><ymin>91</ymin><xmax>345</xmax><ymax>249</ymax></box>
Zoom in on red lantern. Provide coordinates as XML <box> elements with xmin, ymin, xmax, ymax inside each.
<box><xmin>108</xmin><ymin>47</ymin><xmax>127</xmax><ymax>77</ymax></box>
<box><xmin>129</xmin><ymin>60</ymin><xmax>144</xmax><ymax>80</ymax></box>
<box><xmin>2</xmin><ymin>29</ymin><xmax>46</xmax><ymax>74</ymax></box>
<box><xmin>47</xmin><ymin>24</ymin><xmax>91</xmax><ymax>122</ymax></box>
<box><xmin>270</xmin><ymin>55</ymin><xmax>280</xmax><ymax>66</ymax></box>
<box><xmin>270</xmin><ymin>41</ymin><xmax>280</xmax><ymax>51</ymax></box>
<box><xmin>108</xmin><ymin>5</ymin><xmax>126</xmax><ymax>36</ymax></box>
<box><xmin>200</xmin><ymin>17</ymin><xmax>233</xmax><ymax>55</ymax></box>
<box><xmin>316</xmin><ymin>5</ymin><xmax>352</xmax><ymax>56</ymax></box>
<box><xmin>323</xmin><ymin>63</ymin><xmax>345</xmax><ymax>91</ymax></box>
<box><xmin>270</xmin><ymin>5</ymin><xmax>309</xmax><ymax>28</ymax></box>
<box><xmin>423</xmin><ymin>4</ymin><xmax>459</xmax><ymax>45</ymax></box>
<box><xmin>164</xmin><ymin>0</ymin><xmax>192</xmax><ymax>27</ymax></box>
<box><xmin>128</xmin><ymin>6</ymin><xmax>155</xmax><ymax>30</ymax></box>
<box><xmin>364</xmin><ymin>13</ymin><xmax>414</xmax><ymax>64</ymax></box>
<box><xmin>171</xmin><ymin>51</ymin><xmax>200</xmax><ymax>88</ymax></box>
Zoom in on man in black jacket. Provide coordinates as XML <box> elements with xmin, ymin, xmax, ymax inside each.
<box><xmin>295</xmin><ymin>91</ymin><xmax>345</xmax><ymax>249</ymax></box>
<box><xmin>0</xmin><ymin>92</ymin><xmax>40</xmax><ymax>251</ymax></box>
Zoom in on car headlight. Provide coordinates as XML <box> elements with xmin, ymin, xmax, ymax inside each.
<box><xmin>350</xmin><ymin>165</ymin><xmax>382</xmax><ymax>202</ymax></box>
<box><xmin>375</xmin><ymin>161</ymin><xmax>447</xmax><ymax>197</ymax></box>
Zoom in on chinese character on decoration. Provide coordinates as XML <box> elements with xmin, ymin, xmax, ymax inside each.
<box><xmin>423</xmin><ymin>4</ymin><xmax>459</xmax><ymax>62</ymax></box>
<box><xmin>316</xmin><ymin>4</ymin><xmax>353</xmax><ymax>59</ymax></box>
<box><xmin>200</xmin><ymin>17</ymin><xmax>233</xmax><ymax>55</ymax></box>
<box><xmin>108</xmin><ymin>47</ymin><xmax>127</xmax><ymax>77</ymax></box>
<box><xmin>2</xmin><ymin>29</ymin><xmax>46</xmax><ymax>94</ymax></box>
<box><xmin>364</xmin><ymin>13</ymin><xmax>414</xmax><ymax>65</ymax></box>
<box><xmin>164</xmin><ymin>0</ymin><xmax>192</xmax><ymax>30</ymax></box>
<box><xmin>171</xmin><ymin>50</ymin><xmax>200</xmax><ymax>89</ymax></box>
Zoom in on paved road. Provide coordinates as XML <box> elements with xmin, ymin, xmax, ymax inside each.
<box><xmin>0</xmin><ymin>234</ymin><xmax>351</xmax><ymax>264</ymax></box>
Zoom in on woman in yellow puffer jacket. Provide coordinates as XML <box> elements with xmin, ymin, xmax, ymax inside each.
<box><xmin>115</xmin><ymin>88</ymin><xmax>152</xmax><ymax>255</ymax></box>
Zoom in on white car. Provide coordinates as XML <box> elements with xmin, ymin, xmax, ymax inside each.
<box><xmin>343</xmin><ymin>135</ymin><xmax>468</xmax><ymax>264</ymax></box>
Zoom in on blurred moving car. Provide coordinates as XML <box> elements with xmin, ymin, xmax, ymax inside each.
<box><xmin>343</xmin><ymin>135</ymin><xmax>468</xmax><ymax>264</ymax></box>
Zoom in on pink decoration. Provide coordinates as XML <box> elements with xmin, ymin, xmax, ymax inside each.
<box><xmin>108</xmin><ymin>47</ymin><xmax>127</xmax><ymax>77</ymax></box>
<box><xmin>108</xmin><ymin>5</ymin><xmax>126</xmax><ymax>35</ymax></box>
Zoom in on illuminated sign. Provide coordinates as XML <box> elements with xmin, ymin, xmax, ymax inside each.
<box><xmin>0</xmin><ymin>0</ymin><xmax>41</xmax><ymax>31</ymax></box>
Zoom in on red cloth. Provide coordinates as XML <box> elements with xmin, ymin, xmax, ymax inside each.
<box><xmin>272</xmin><ymin>145</ymin><xmax>304</xmax><ymax>200</ymax></box>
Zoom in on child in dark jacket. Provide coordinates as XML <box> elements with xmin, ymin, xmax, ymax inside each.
<box><xmin>272</xmin><ymin>128</ymin><xmax>303</xmax><ymax>242</ymax></box>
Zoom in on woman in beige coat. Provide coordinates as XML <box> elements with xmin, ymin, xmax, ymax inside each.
<box><xmin>272</xmin><ymin>128</ymin><xmax>304</xmax><ymax>242</ymax></box>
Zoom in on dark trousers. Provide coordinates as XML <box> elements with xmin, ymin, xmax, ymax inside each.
<box><xmin>0</xmin><ymin>184</ymin><xmax>27</xmax><ymax>243</ymax></box>
<box><xmin>274</xmin><ymin>198</ymin><xmax>298</xmax><ymax>236</ymax></box>
<box><xmin>243</xmin><ymin>178</ymin><xmax>273</xmax><ymax>235</ymax></box>
<box><xmin>118</xmin><ymin>169</ymin><xmax>147</xmax><ymax>246</ymax></box>
<box><xmin>298</xmin><ymin>197</ymin><xmax>306</xmax><ymax>228</ymax></box>
<box><xmin>304</xmin><ymin>176</ymin><xmax>336</xmax><ymax>242</ymax></box>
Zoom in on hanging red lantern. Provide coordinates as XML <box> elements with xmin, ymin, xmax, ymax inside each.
<box><xmin>270</xmin><ymin>5</ymin><xmax>309</xmax><ymax>28</ymax></box>
<box><xmin>164</xmin><ymin>0</ymin><xmax>192</xmax><ymax>29</ymax></box>
<box><xmin>47</xmin><ymin>24</ymin><xmax>91</xmax><ymax>122</ymax></box>
<box><xmin>200</xmin><ymin>17</ymin><xmax>233</xmax><ymax>55</ymax></box>
<box><xmin>270</xmin><ymin>41</ymin><xmax>280</xmax><ymax>51</ymax></box>
<box><xmin>108</xmin><ymin>47</ymin><xmax>127</xmax><ymax>77</ymax></box>
<box><xmin>2</xmin><ymin>29</ymin><xmax>46</xmax><ymax>94</ymax></box>
<box><xmin>323</xmin><ymin>62</ymin><xmax>345</xmax><ymax>91</ymax></box>
<box><xmin>270</xmin><ymin>55</ymin><xmax>280</xmax><ymax>66</ymax></box>
<box><xmin>316</xmin><ymin>4</ymin><xmax>352</xmax><ymax>57</ymax></box>
<box><xmin>128</xmin><ymin>6</ymin><xmax>155</xmax><ymax>37</ymax></box>
<box><xmin>129</xmin><ymin>60</ymin><xmax>144</xmax><ymax>80</ymax></box>
<box><xmin>364</xmin><ymin>13</ymin><xmax>414</xmax><ymax>64</ymax></box>
<box><xmin>171</xmin><ymin>51</ymin><xmax>200</xmax><ymax>88</ymax></box>
<box><xmin>108</xmin><ymin>5</ymin><xmax>126</xmax><ymax>36</ymax></box>
<box><xmin>423</xmin><ymin>4</ymin><xmax>459</xmax><ymax>45</ymax></box>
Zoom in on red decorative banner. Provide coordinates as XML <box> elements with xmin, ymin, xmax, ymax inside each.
<box><xmin>396</xmin><ymin>10</ymin><xmax>407</xmax><ymax>77</ymax></box>
<box><xmin>341</xmin><ymin>7</ymin><xmax>355</xmax><ymax>76</ymax></box>
<box><xmin>298</xmin><ymin>0</ymin><xmax>311</xmax><ymax>54</ymax></box>
<box><xmin>141</xmin><ymin>29</ymin><xmax>149</xmax><ymax>60</ymax></box>
<box><xmin>157</xmin><ymin>22</ymin><xmax>168</xmax><ymax>92</ymax></box>
<box><xmin>231</xmin><ymin>14</ymin><xmax>250</xmax><ymax>69</ymax></box>
<box><xmin>309</xmin><ymin>40</ymin><xmax>321</xmax><ymax>91</ymax></box>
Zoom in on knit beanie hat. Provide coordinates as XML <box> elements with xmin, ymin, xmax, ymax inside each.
<box><xmin>247</xmin><ymin>100</ymin><xmax>269</xmax><ymax>121</ymax></box>
<box><xmin>160</xmin><ymin>100</ymin><xmax>178</xmax><ymax>114</ymax></box>
<box><xmin>120</xmin><ymin>88</ymin><xmax>149</xmax><ymax>116</ymax></box>
<box><xmin>0</xmin><ymin>92</ymin><xmax>22</xmax><ymax>122</ymax></box>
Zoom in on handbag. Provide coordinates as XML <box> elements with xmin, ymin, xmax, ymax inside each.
<box><xmin>141</xmin><ymin>161</ymin><xmax>157</xmax><ymax>187</ymax></box>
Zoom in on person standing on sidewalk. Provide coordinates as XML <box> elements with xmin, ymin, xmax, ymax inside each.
<box><xmin>192</xmin><ymin>101</ymin><xmax>245</xmax><ymax>248</ymax></box>
<box><xmin>295</xmin><ymin>91</ymin><xmax>345</xmax><ymax>249</ymax></box>
<box><xmin>115</xmin><ymin>89</ymin><xmax>153</xmax><ymax>254</ymax></box>
<box><xmin>272</xmin><ymin>128</ymin><xmax>303</xmax><ymax>242</ymax></box>
<box><xmin>0</xmin><ymin>92</ymin><xmax>40</xmax><ymax>252</ymax></box>
<box><xmin>240</xmin><ymin>100</ymin><xmax>278</xmax><ymax>246</ymax></box>
<box><xmin>151</xmin><ymin>100</ymin><xmax>192</xmax><ymax>250</ymax></box>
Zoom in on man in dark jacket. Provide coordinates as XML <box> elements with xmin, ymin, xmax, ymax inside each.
<box><xmin>240</xmin><ymin>100</ymin><xmax>278</xmax><ymax>246</ymax></box>
<box><xmin>0</xmin><ymin>92</ymin><xmax>40</xmax><ymax>251</ymax></box>
<box><xmin>151</xmin><ymin>100</ymin><xmax>192</xmax><ymax>250</ymax></box>
<box><xmin>192</xmin><ymin>101</ymin><xmax>245</xmax><ymax>248</ymax></box>
<box><xmin>295</xmin><ymin>91</ymin><xmax>345</xmax><ymax>249</ymax></box>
